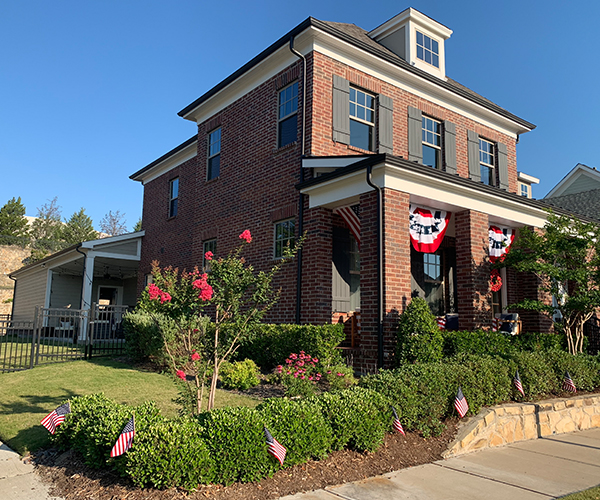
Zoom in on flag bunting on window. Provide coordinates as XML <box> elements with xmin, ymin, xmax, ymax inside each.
<box><xmin>334</xmin><ymin>205</ymin><xmax>361</xmax><ymax>246</ymax></box>
<box><xmin>436</xmin><ymin>317</ymin><xmax>446</xmax><ymax>330</ymax></box>
<box><xmin>391</xmin><ymin>406</ymin><xmax>405</xmax><ymax>435</ymax></box>
<box><xmin>489</xmin><ymin>226</ymin><xmax>515</xmax><ymax>263</ymax></box>
<box><xmin>110</xmin><ymin>417</ymin><xmax>136</xmax><ymax>458</ymax></box>
<box><xmin>562</xmin><ymin>372</ymin><xmax>577</xmax><ymax>393</ymax></box>
<box><xmin>454</xmin><ymin>386</ymin><xmax>469</xmax><ymax>418</ymax></box>
<box><xmin>41</xmin><ymin>402</ymin><xmax>71</xmax><ymax>434</ymax></box>
<box><xmin>264</xmin><ymin>427</ymin><xmax>287</xmax><ymax>466</ymax></box>
<box><xmin>409</xmin><ymin>205</ymin><xmax>451</xmax><ymax>253</ymax></box>
<box><xmin>513</xmin><ymin>370</ymin><xmax>524</xmax><ymax>397</ymax></box>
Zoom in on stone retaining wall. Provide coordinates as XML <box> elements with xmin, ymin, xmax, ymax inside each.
<box><xmin>443</xmin><ymin>393</ymin><xmax>600</xmax><ymax>458</ymax></box>
<box><xmin>0</xmin><ymin>245</ymin><xmax>30</xmax><ymax>316</ymax></box>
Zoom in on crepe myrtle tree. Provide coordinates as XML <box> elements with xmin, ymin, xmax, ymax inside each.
<box><xmin>498</xmin><ymin>210</ymin><xmax>600</xmax><ymax>354</ymax></box>
<box><xmin>144</xmin><ymin>229</ymin><xmax>300</xmax><ymax>412</ymax></box>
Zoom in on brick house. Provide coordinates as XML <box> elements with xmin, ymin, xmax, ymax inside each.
<box><xmin>131</xmin><ymin>8</ymin><xmax>554</xmax><ymax>369</ymax></box>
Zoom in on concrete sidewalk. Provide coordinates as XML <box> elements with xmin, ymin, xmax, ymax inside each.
<box><xmin>281</xmin><ymin>428</ymin><xmax>600</xmax><ymax>499</ymax></box>
<box><xmin>0</xmin><ymin>442</ymin><xmax>58</xmax><ymax>500</ymax></box>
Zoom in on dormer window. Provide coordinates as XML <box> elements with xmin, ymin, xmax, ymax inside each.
<box><xmin>416</xmin><ymin>31</ymin><xmax>439</xmax><ymax>68</ymax></box>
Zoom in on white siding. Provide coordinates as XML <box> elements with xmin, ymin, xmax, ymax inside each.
<box><xmin>12</xmin><ymin>271</ymin><xmax>48</xmax><ymax>322</ymax></box>
<box><xmin>561</xmin><ymin>176</ymin><xmax>600</xmax><ymax>196</ymax></box>
<box><xmin>49</xmin><ymin>274</ymin><xmax>82</xmax><ymax>309</ymax></box>
<box><xmin>94</xmin><ymin>240</ymin><xmax>138</xmax><ymax>256</ymax></box>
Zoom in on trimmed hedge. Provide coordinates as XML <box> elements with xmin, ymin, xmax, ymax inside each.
<box><xmin>237</xmin><ymin>324</ymin><xmax>345</xmax><ymax>370</ymax></box>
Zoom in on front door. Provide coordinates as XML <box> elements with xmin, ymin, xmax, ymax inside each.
<box><xmin>97</xmin><ymin>286</ymin><xmax>122</xmax><ymax>306</ymax></box>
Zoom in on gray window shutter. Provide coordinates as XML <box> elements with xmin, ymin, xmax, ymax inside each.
<box><xmin>408</xmin><ymin>106</ymin><xmax>423</xmax><ymax>163</ymax></box>
<box><xmin>497</xmin><ymin>142</ymin><xmax>509</xmax><ymax>190</ymax></box>
<box><xmin>332</xmin><ymin>226</ymin><xmax>351</xmax><ymax>312</ymax></box>
<box><xmin>332</xmin><ymin>75</ymin><xmax>350</xmax><ymax>144</ymax></box>
<box><xmin>467</xmin><ymin>130</ymin><xmax>481</xmax><ymax>182</ymax></box>
<box><xmin>443</xmin><ymin>120</ymin><xmax>457</xmax><ymax>175</ymax></box>
<box><xmin>378</xmin><ymin>94</ymin><xmax>394</xmax><ymax>154</ymax></box>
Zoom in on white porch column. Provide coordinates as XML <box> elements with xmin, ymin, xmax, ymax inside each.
<box><xmin>79</xmin><ymin>252</ymin><xmax>95</xmax><ymax>341</ymax></box>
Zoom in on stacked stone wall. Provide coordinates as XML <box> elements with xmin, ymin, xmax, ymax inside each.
<box><xmin>0</xmin><ymin>245</ymin><xmax>30</xmax><ymax>315</ymax></box>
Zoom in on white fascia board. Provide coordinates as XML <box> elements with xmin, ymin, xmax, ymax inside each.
<box><xmin>369</xmin><ymin>8</ymin><xmax>452</xmax><ymax>41</ymax></box>
<box><xmin>12</xmin><ymin>249</ymin><xmax>86</xmax><ymax>279</ymax></box>
<box><xmin>182</xmin><ymin>30</ymin><xmax>313</xmax><ymax>124</ymax></box>
<box><xmin>82</xmin><ymin>231</ymin><xmax>145</xmax><ymax>249</ymax></box>
<box><xmin>92</xmin><ymin>251</ymin><xmax>140</xmax><ymax>262</ymax></box>
<box><xmin>545</xmin><ymin>165</ymin><xmax>600</xmax><ymax>198</ymax></box>
<box><xmin>136</xmin><ymin>143</ymin><xmax>197</xmax><ymax>185</ymax></box>
<box><xmin>301</xmin><ymin>163</ymin><xmax>548</xmax><ymax>228</ymax></box>
<box><xmin>311</xmin><ymin>28</ymin><xmax>531</xmax><ymax>138</ymax></box>
<box><xmin>517</xmin><ymin>171</ymin><xmax>540</xmax><ymax>184</ymax></box>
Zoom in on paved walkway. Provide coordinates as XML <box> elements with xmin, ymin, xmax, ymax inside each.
<box><xmin>281</xmin><ymin>428</ymin><xmax>600</xmax><ymax>500</ymax></box>
<box><xmin>1</xmin><ymin>428</ymin><xmax>599</xmax><ymax>499</ymax></box>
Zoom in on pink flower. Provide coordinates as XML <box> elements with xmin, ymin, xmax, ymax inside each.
<box><xmin>199</xmin><ymin>284</ymin><xmax>213</xmax><ymax>301</ymax></box>
<box><xmin>148</xmin><ymin>283</ymin><xmax>161</xmax><ymax>300</ymax></box>
<box><xmin>239</xmin><ymin>230</ymin><xmax>252</xmax><ymax>243</ymax></box>
<box><xmin>276</xmin><ymin>365</ymin><xmax>283</xmax><ymax>373</ymax></box>
<box><xmin>293</xmin><ymin>372</ymin><xmax>299</xmax><ymax>378</ymax></box>
<box><xmin>204</xmin><ymin>251</ymin><xmax>213</xmax><ymax>261</ymax></box>
<box><xmin>301</xmin><ymin>375</ymin><xmax>305</xmax><ymax>380</ymax></box>
<box><xmin>160</xmin><ymin>292</ymin><xmax>172</xmax><ymax>304</ymax></box>
<box><xmin>337</xmin><ymin>373</ymin><xmax>344</xmax><ymax>377</ymax></box>
<box><xmin>193</xmin><ymin>274</ymin><xmax>213</xmax><ymax>301</ymax></box>
<box><xmin>176</xmin><ymin>370</ymin><xmax>186</xmax><ymax>380</ymax></box>
<box><xmin>191</xmin><ymin>352</ymin><xmax>201</xmax><ymax>362</ymax></box>
<box><xmin>285</xmin><ymin>359</ymin><xmax>292</xmax><ymax>364</ymax></box>
<box><xmin>313</xmin><ymin>358</ymin><xmax>318</xmax><ymax>363</ymax></box>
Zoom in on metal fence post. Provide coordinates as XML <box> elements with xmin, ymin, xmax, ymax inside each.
<box><xmin>30</xmin><ymin>307</ymin><xmax>39</xmax><ymax>369</ymax></box>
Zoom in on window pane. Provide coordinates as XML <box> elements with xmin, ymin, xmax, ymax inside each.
<box><xmin>350</xmin><ymin>120</ymin><xmax>373</xmax><ymax>151</ymax></box>
<box><xmin>481</xmin><ymin>165</ymin><xmax>493</xmax><ymax>185</ymax></box>
<box><xmin>424</xmin><ymin>50</ymin><xmax>431</xmax><ymax>64</ymax></box>
<box><xmin>417</xmin><ymin>45</ymin><xmax>424</xmax><ymax>60</ymax></box>
<box><xmin>432</xmin><ymin>54</ymin><xmax>439</xmax><ymax>68</ymax></box>
<box><xmin>417</xmin><ymin>31</ymin><xmax>423</xmax><ymax>45</ymax></box>
<box><xmin>349</xmin><ymin>102</ymin><xmax>356</xmax><ymax>117</ymax></box>
<box><xmin>208</xmin><ymin>155</ymin><xmax>220</xmax><ymax>180</ymax></box>
<box><xmin>356</xmin><ymin>90</ymin><xmax>365</xmax><ymax>106</ymax></box>
<box><xmin>350</xmin><ymin>87</ymin><xmax>356</xmax><ymax>102</ymax></box>
<box><xmin>432</xmin><ymin>39</ymin><xmax>439</xmax><ymax>53</ymax></box>
<box><xmin>356</xmin><ymin>106</ymin><xmax>365</xmax><ymax>120</ymax></box>
<box><xmin>423</xmin><ymin>145</ymin><xmax>440</xmax><ymax>169</ymax></box>
<box><xmin>278</xmin><ymin>116</ymin><xmax>296</xmax><ymax>148</ymax></box>
<box><xmin>424</xmin><ymin>36</ymin><xmax>431</xmax><ymax>50</ymax></box>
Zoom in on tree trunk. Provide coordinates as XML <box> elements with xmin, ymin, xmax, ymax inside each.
<box><xmin>207</xmin><ymin>316</ymin><xmax>220</xmax><ymax>410</ymax></box>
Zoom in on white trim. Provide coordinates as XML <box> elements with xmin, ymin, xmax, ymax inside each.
<box><xmin>517</xmin><ymin>171</ymin><xmax>540</xmax><ymax>184</ymax></box>
<box><xmin>134</xmin><ymin>142</ymin><xmax>197</xmax><ymax>185</ymax></box>
<box><xmin>44</xmin><ymin>269</ymin><xmax>53</xmax><ymax>308</ymax></box>
<box><xmin>545</xmin><ymin>163</ymin><xmax>600</xmax><ymax>198</ymax></box>
<box><xmin>369</xmin><ymin>8</ymin><xmax>452</xmax><ymax>41</ymax></box>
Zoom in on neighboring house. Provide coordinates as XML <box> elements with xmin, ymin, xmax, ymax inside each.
<box><xmin>543</xmin><ymin>163</ymin><xmax>600</xmax><ymax>220</ymax></box>
<box><xmin>131</xmin><ymin>8</ymin><xmax>554</xmax><ymax>369</ymax></box>
<box><xmin>9</xmin><ymin>232</ymin><xmax>144</xmax><ymax>338</ymax></box>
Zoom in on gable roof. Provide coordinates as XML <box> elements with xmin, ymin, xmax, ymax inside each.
<box><xmin>178</xmin><ymin>16</ymin><xmax>535</xmax><ymax>131</ymax></box>
<box><xmin>543</xmin><ymin>189</ymin><xmax>600</xmax><ymax>221</ymax></box>
<box><xmin>544</xmin><ymin>163</ymin><xmax>600</xmax><ymax>198</ymax></box>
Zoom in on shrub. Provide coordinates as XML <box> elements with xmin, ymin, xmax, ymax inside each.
<box><xmin>442</xmin><ymin>330</ymin><xmax>513</xmax><ymax>357</ymax></box>
<box><xmin>258</xmin><ymin>398</ymin><xmax>332</xmax><ymax>466</ymax></box>
<box><xmin>238</xmin><ymin>324</ymin><xmax>345</xmax><ymax>370</ymax></box>
<box><xmin>219</xmin><ymin>359</ymin><xmax>261</xmax><ymax>390</ymax></box>
<box><xmin>122</xmin><ymin>311</ymin><xmax>167</xmax><ymax>363</ymax></box>
<box><xmin>323</xmin><ymin>364</ymin><xmax>357</xmax><ymax>391</ymax></box>
<box><xmin>312</xmin><ymin>387</ymin><xmax>390</xmax><ymax>452</ymax></box>
<box><xmin>275</xmin><ymin>352</ymin><xmax>322</xmax><ymax>397</ymax></box>
<box><xmin>396</xmin><ymin>297</ymin><xmax>443</xmax><ymax>364</ymax></box>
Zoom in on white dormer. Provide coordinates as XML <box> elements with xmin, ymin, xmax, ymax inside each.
<box><xmin>368</xmin><ymin>8</ymin><xmax>452</xmax><ymax>80</ymax></box>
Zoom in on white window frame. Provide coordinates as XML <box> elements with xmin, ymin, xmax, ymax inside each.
<box><xmin>169</xmin><ymin>177</ymin><xmax>179</xmax><ymax>217</ymax></box>
<box><xmin>422</xmin><ymin>116</ymin><xmax>442</xmax><ymax>169</ymax></box>
<box><xmin>274</xmin><ymin>218</ymin><xmax>295</xmax><ymax>259</ymax></box>
<box><xmin>207</xmin><ymin>127</ymin><xmax>221</xmax><ymax>180</ymax></box>
<box><xmin>479</xmin><ymin>138</ymin><xmax>496</xmax><ymax>186</ymax></box>
<box><xmin>349</xmin><ymin>87</ymin><xmax>375</xmax><ymax>151</ymax></box>
<box><xmin>277</xmin><ymin>81</ymin><xmax>298</xmax><ymax>148</ymax></box>
<box><xmin>416</xmin><ymin>30</ymin><xmax>440</xmax><ymax>68</ymax></box>
<box><xmin>519</xmin><ymin>182</ymin><xmax>530</xmax><ymax>198</ymax></box>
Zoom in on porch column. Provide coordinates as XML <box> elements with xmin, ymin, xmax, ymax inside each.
<box><xmin>79</xmin><ymin>252</ymin><xmax>95</xmax><ymax>341</ymax></box>
<box><xmin>455</xmin><ymin>209</ymin><xmax>491</xmax><ymax>330</ymax></box>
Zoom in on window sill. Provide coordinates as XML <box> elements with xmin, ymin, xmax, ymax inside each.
<box><xmin>273</xmin><ymin>141</ymin><xmax>298</xmax><ymax>154</ymax></box>
<box><xmin>347</xmin><ymin>144</ymin><xmax>376</xmax><ymax>155</ymax></box>
<box><xmin>205</xmin><ymin>176</ymin><xmax>220</xmax><ymax>185</ymax></box>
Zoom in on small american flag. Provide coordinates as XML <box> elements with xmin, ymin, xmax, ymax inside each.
<box><xmin>436</xmin><ymin>317</ymin><xmax>446</xmax><ymax>330</ymax></box>
<box><xmin>41</xmin><ymin>402</ymin><xmax>71</xmax><ymax>434</ymax></box>
<box><xmin>513</xmin><ymin>370</ymin><xmax>525</xmax><ymax>397</ymax></box>
<box><xmin>264</xmin><ymin>427</ymin><xmax>286</xmax><ymax>466</ymax></box>
<box><xmin>492</xmin><ymin>317</ymin><xmax>500</xmax><ymax>332</ymax></box>
<box><xmin>334</xmin><ymin>205</ymin><xmax>361</xmax><ymax>246</ymax></box>
<box><xmin>110</xmin><ymin>417</ymin><xmax>135</xmax><ymax>458</ymax></box>
<box><xmin>391</xmin><ymin>406</ymin><xmax>405</xmax><ymax>435</ymax></box>
<box><xmin>562</xmin><ymin>371</ymin><xmax>577</xmax><ymax>393</ymax></box>
<box><xmin>454</xmin><ymin>386</ymin><xmax>469</xmax><ymax>418</ymax></box>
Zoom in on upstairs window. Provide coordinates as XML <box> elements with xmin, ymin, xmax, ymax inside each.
<box><xmin>519</xmin><ymin>182</ymin><xmax>530</xmax><ymax>198</ymax></box>
<box><xmin>416</xmin><ymin>31</ymin><xmax>439</xmax><ymax>68</ymax></box>
<box><xmin>208</xmin><ymin>128</ymin><xmax>221</xmax><ymax>180</ymax></box>
<box><xmin>422</xmin><ymin>116</ymin><xmax>441</xmax><ymax>169</ymax></box>
<box><xmin>169</xmin><ymin>177</ymin><xmax>179</xmax><ymax>217</ymax></box>
<box><xmin>479</xmin><ymin>138</ymin><xmax>496</xmax><ymax>186</ymax></box>
<box><xmin>349</xmin><ymin>87</ymin><xmax>375</xmax><ymax>151</ymax></box>
<box><xmin>274</xmin><ymin>219</ymin><xmax>295</xmax><ymax>258</ymax></box>
<box><xmin>203</xmin><ymin>239</ymin><xmax>216</xmax><ymax>271</ymax></box>
<box><xmin>278</xmin><ymin>82</ymin><xmax>298</xmax><ymax>148</ymax></box>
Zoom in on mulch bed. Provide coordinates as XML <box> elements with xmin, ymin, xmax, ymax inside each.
<box><xmin>34</xmin><ymin>420</ymin><xmax>458</xmax><ymax>500</ymax></box>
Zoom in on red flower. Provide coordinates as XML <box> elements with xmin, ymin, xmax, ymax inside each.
<box><xmin>199</xmin><ymin>284</ymin><xmax>213</xmax><ymax>301</ymax></box>
<box><xmin>148</xmin><ymin>283</ymin><xmax>161</xmax><ymax>300</ymax></box>
<box><xmin>239</xmin><ymin>230</ymin><xmax>252</xmax><ymax>243</ymax></box>
<box><xmin>176</xmin><ymin>370</ymin><xmax>186</xmax><ymax>380</ymax></box>
<box><xmin>160</xmin><ymin>292</ymin><xmax>172</xmax><ymax>304</ymax></box>
<box><xmin>191</xmin><ymin>352</ymin><xmax>201</xmax><ymax>362</ymax></box>
<box><xmin>204</xmin><ymin>251</ymin><xmax>213</xmax><ymax>261</ymax></box>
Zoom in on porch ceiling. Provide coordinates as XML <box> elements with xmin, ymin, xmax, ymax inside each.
<box><xmin>51</xmin><ymin>256</ymin><xmax>139</xmax><ymax>280</ymax></box>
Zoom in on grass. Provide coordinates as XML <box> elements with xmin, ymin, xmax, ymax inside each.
<box><xmin>560</xmin><ymin>487</ymin><xmax>600</xmax><ymax>499</ymax></box>
<box><xmin>0</xmin><ymin>358</ymin><xmax>260</xmax><ymax>455</ymax></box>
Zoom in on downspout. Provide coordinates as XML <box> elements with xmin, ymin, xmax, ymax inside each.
<box><xmin>366</xmin><ymin>165</ymin><xmax>384</xmax><ymax>369</ymax></box>
<box><xmin>290</xmin><ymin>35</ymin><xmax>307</xmax><ymax>324</ymax></box>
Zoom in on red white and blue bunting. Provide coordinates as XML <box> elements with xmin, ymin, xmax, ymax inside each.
<box><xmin>489</xmin><ymin>226</ymin><xmax>515</xmax><ymax>263</ymax></box>
<box><xmin>409</xmin><ymin>205</ymin><xmax>451</xmax><ymax>253</ymax></box>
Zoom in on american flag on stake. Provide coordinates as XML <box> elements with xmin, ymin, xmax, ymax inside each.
<box><xmin>513</xmin><ymin>370</ymin><xmax>525</xmax><ymax>397</ymax></box>
<box><xmin>492</xmin><ymin>317</ymin><xmax>500</xmax><ymax>332</ymax></box>
<box><xmin>334</xmin><ymin>205</ymin><xmax>360</xmax><ymax>246</ymax></box>
<box><xmin>110</xmin><ymin>417</ymin><xmax>135</xmax><ymax>458</ymax></box>
<box><xmin>264</xmin><ymin>427</ymin><xmax>286</xmax><ymax>465</ymax></box>
<box><xmin>391</xmin><ymin>406</ymin><xmax>405</xmax><ymax>435</ymax></box>
<box><xmin>40</xmin><ymin>402</ymin><xmax>71</xmax><ymax>434</ymax></box>
<box><xmin>436</xmin><ymin>317</ymin><xmax>446</xmax><ymax>330</ymax></box>
<box><xmin>562</xmin><ymin>371</ymin><xmax>577</xmax><ymax>393</ymax></box>
<box><xmin>454</xmin><ymin>386</ymin><xmax>469</xmax><ymax>418</ymax></box>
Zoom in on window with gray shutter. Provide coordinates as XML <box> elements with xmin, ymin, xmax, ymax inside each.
<box><xmin>443</xmin><ymin>120</ymin><xmax>457</xmax><ymax>175</ymax></box>
<box><xmin>408</xmin><ymin>106</ymin><xmax>423</xmax><ymax>163</ymax></box>
<box><xmin>332</xmin><ymin>226</ymin><xmax>351</xmax><ymax>312</ymax></box>
<box><xmin>332</xmin><ymin>75</ymin><xmax>350</xmax><ymax>145</ymax></box>
<box><xmin>378</xmin><ymin>94</ymin><xmax>394</xmax><ymax>153</ymax></box>
<box><xmin>467</xmin><ymin>130</ymin><xmax>481</xmax><ymax>182</ymax></box>
<box><xmin>497</xmin><ymin>142</ymin><xmax>509</xmax><ymax>190</ymax></box>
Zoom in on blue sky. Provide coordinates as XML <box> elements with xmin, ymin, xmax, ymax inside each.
<box><xmin>2</xmin><ymin>0</ymin><xmax>599</xmax><ymax>229</ymax></box>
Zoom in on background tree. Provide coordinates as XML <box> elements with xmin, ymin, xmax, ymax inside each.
<box><xmin>100</xmin><ymin>210</ymin><xmax>127</xmax><ymax>236</ymax></box>
<box><xmin>62</xmin><ymin>208</ymin><xmax>97</xmax><ymax>244</ymax></box>
<box><xmin>0</xmin><ymin>197</ymin><xmax>28</xmax><ymax>243</ymax></box>
<box><xmin>30</xmin><ymin>197</ymin><xmax>62</xmax><ymax>241</ymax></box>
<box><xmin>500</xmin><ymin>211</ymin><xmax>600</xmax><ymax>354</ymax></box>
<box><xmin>132</xmin><ymin>217</ymin><xmax>142</xmax><ymax>232</ymax></box>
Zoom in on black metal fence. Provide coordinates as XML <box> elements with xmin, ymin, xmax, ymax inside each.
<box><xmin>0</xmin><ymin>304</ymin><xmax>129</xmax><ymax>373</ymax></box>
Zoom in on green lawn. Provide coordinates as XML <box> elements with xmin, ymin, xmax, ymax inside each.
<box><xmin>560</xmin><ymin>487</ymin><xmax>600</xmax><ymax>499</ymax></box>
<box><xmin>0</xmin><ymin>358</ymin><xmax>259</xmax><ymax>455</ymax></box>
